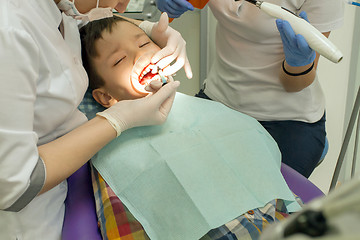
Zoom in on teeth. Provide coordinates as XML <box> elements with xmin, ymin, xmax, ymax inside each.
<box><xmin>139</xmin><ymin>66</ymin><xmax>149</xmax><ymax>80</ymax></box>
<box><xmin>139</xmin><ymin>65</ymin><xmax>157</xmax><ymax>81</ymax></box>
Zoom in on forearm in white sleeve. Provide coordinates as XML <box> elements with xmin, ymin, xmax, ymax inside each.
<box><xmin>1</xmin><ymin>158</ymin><xmax>46</xmax><ymax>212</ymax></box>
<box><xmin>0</xmin><ymin>28</ymin><xmax>46</xmax><ymax>212</ymax></box>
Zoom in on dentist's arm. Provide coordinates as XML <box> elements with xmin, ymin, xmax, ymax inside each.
<box><xmin>38</xmin><ymin>81</ymin><xmax>179</xmax><ymax>194</ymax></box>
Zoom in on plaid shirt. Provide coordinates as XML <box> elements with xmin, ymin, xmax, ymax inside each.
<box><xmin>91</xmin><ymin>166</ymin><xmax>302</xmax><ymax>240</ymax></box>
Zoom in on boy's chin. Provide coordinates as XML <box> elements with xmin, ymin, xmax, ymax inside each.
<box><xmin>131</xmin><ymin>88</ymin><xmax>150</xmax><ymax>98</ymax></box>
<box><xmin>130</xmin><ymin>85</ymin><xmax>150</xmax><ymax>96</ymax></box>
<box><xmin>130</xmin><ymin>75</ymin><xmax>151</xmax><ymax>94</ymax></box>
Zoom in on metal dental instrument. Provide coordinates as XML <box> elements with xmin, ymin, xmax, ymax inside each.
<box><xmin>244</xmin><ymin>0</ymin><xmax>343</xmax><ymax>64</ymax></box>
<box><xmin>158</xmin><ymin>68</ymin><xmax>168</xmax><ymax>86</ymax></box>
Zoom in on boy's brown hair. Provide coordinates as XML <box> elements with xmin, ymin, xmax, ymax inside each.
<box><xmin>80</xmin><ymin>16</ymin><xmax>134</xmax><ymax>90</ymax></box>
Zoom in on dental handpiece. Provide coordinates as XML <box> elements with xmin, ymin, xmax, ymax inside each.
<box><xmin>246</xmin><ymin>0</ymin><xmax>343</xmax><ymax>63</ymax></box>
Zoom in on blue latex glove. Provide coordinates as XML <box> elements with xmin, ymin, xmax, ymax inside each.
<box><xmin>156</xmin><ymin>0</ymin><xmax>194</xmax><ymax>18</ymax></box>
<box><xmin>276</xmin><ymin>11</ymin><xmax>316</xmax><ymax>67</ymax></box>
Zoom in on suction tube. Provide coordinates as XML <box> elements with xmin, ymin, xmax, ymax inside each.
<box><xmin>246</xmin><ymin>0</ymin><xmax>343</xmax><ymax>63</ymax></box>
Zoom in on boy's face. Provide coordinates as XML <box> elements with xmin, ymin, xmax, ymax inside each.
<box><xmin>92</xmin><ymin>21</ymin><xmax>161</xmax><ymax>104</ymax></box>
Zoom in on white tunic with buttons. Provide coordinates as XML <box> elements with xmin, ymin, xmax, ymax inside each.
<box><xmin>204</xmin><ymin>0</ymin><xmax>344</xmax><ymax>123</ymax></box>
<box><xmin>0</xmin><ymin>0</ymin><xmax>88</xmax><ymax>239</ymax></box>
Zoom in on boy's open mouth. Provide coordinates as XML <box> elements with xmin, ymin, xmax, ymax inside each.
<box><xmin>139</xmin><ymin>72</ymin><xmax>157</xmax><ymax>85</ymax></box>
<box><xmin>138</xmin><ymin>64</ymin><xmax>161</xmax><ymax>85</ymax></box>
<box><xmin>131</xmin><ymin>63</ymin><xmax>161</xmax><ymax>94</ymax></box>
<box><xmin>131</xmin><ymin>55</ymin><xmax>169</xmax><ymax>94</ymax></box>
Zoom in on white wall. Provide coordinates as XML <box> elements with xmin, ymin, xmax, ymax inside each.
<box><xmin>343</xmin><ymin>8</ymin><xmax>360</xmax><ymax>181</ymax></box>
<box><xmin>309</xmin><ymin>5</ymin><xmax>358</xmax><ymax>194</ymax></box>
<box><xmin>331</xmin><ymin>6</ymin><xmax>360</xmax><ymax>188</ymax></box>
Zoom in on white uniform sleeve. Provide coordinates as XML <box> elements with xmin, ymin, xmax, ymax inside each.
<box><xmin>0</xmin><ymin>27</ymin><xmax>46</xmax><ymax>212</ymax></box>
<box><xmin>300</xmin><ymin>0</ymin><xmax>344</xmax><ymax>32</ymax></box>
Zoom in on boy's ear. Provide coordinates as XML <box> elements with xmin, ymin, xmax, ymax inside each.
<box><xmin>92</xmin><ymin>88</ymin><xmax>118</xmax><ymax>108</ymax></box>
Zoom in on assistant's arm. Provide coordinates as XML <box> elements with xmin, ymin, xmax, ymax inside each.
<box><xmin>39</xmin><ymin>79</ymin><xmax>179</xmax><ymax>194</ymax></box>
<box><xmin>279</xmin><ymin>31</ymin><xmax>330</xmax><ymax>92</ymax></box>
<box><xmin>118</xmin><ymin>13</ymin><xmax>192</xmax><ymax>79</ymax></box>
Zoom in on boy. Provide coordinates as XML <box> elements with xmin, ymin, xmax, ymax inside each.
<box><xmin>80</xmin><ymin>16</ymin><xmax>301</xmax><ymax>240</ymax></box>
<box><xmin>81</xmin><ymin>16</ymin><xmax>169</xmax><ymax>108</ymax></box>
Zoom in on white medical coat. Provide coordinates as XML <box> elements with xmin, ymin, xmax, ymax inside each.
<box><xmin>0</xmin><ymin>0</ymin><xmax>88</xmax><ymax>239</ymax></box>
<box><xmin>204</xmin><ymin>0</ymin><xmax>344</xmax><ymax>123</ymax></box>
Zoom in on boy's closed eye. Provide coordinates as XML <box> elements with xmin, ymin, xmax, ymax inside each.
<box><xmin>139</xmin><ymin>41</ymin><xmax>150</xmax><ymax>48</ymax></box>
<box><xmin>113</xmin><ymin>40</ymin><xmax>151</xmax><ymax>66</ymax></box>
<box><xmin>137</xmin><ymin>34</ymin><xmax>151</xmax><ymax>48</ymax></box>
<box><xmin>114</xmin><ymin>56</ymin><xmax>125</xmax><ymax>66</ymax></box>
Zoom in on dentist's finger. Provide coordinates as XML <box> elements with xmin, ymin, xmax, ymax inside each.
<box><xmin>282</xmin><ymin>20</ymin><xmax>296</xmax><ymax>45</ymax></box>
<box><xmin>154</xmin><ymin>81</ymin><xmax>179</xmax><ymax>119</ymax></box>
<box><xmin>183</xmin><ymin>56</ymin><xmax>192</xmax><ymax>79</ymax></box>
<box><xmin>152</xmin><ymin>41</ymin><xmax>183</xmax><ymax>70</ymax></box>
<box><xmin>299</xmin><ymin>11</ymin><xmax>309</xmax><ymax>22</ymax></box>
<box><xmin>152</xmin><ymin>12</ymin><xmax>168</xmax><ymax>34</ymax></box>
<box><xmin>159</xmin><ymin>49</ymin><xmax>192</xmax><ymax>79</ymax></box>
<box><xmin>145</xmin><ymin>80</ymin><xmax>163</xmax><ymax>92</ymax></box>
<box><xmin>156</xmin><ymin>52</ymin><xmax>181</xmax><ymax>70</ymax></box>
<box><xmin>160</xmin><ymin>57</ymin><xmax>185</xmax><ymax>76</ymax></box>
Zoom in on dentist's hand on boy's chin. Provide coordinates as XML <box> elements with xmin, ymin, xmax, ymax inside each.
<box><xmin>149</xmin><ymin>12</ymin><xmax>193</xmax><ymax>79</ymax></box>
<box><xmin>145</xmin><ymin>75</ymin><xmax>173</xmax><ymax>92</ymax></box>
<box><xmin>97</xmin><ymin>81</ymin><xmax>180</xmax><ymax>137</ymax></box>
<box><xmin>145</xmin><ymin>80</ymin><xmax>163</xmax><ymax>92</ymax></box>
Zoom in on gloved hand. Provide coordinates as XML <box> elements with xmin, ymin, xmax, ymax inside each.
<box><xmin>156</xmin><ymin>0</ymin><xmax>194</xmax><ymax>18</ymax></box>
<box><xmin>145</xmin><ymin>75</ymin><xmax>174</xmax><ymax>92</ymax></box>
<box><xmin>276</xmin><ymin>11</ymin><xmax>316</xmax><ymax>67</ymax></box>
<box><xmin>97</xmin><ymin>81</ymin><xmax>180</xmax><ymax>137</ymax></box>
<box><xmin>139</xmin><ymin>12</ymin><xmax>193</xmax><ymax>79</ymax></box>
<box><xmin>145</xmin><ymin>80</ymin><xmax>164</xmax><ymax>92</ymax></box>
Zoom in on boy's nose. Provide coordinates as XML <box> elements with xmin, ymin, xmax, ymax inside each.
<box><xmin>132</xmin><ymin>51</ymin><xmax>156</xmax><ymax>76</ymax></box>
<box><xmin>133</xmin><ymin>51</ymin><xmax>142</xmax><ymax>64</ymax></box>
<box><xmin>133</xmin><ymin>50</ymin><xmax>153</xmax><ymax>66</ymax></box>
<box><xmin>133</xmin><ymin>49</ymin><xmax>145</xmax><ymax>64</ymax></box>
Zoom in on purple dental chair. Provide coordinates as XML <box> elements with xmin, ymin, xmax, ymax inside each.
<box><xmin>62</xmin><ymin>163</ymin><xmax>102</xmax><ymax>240</ymax></box>
<box><xmin>62</xmin><ymin>162</ymin><xmax>325</xmax><ymax>240</ymax></box>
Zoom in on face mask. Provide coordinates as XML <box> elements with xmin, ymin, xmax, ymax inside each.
<box><xmin>57</xmin><ymin>0</ymin><xmax>113</xmax><ymax>22</ymax></box>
